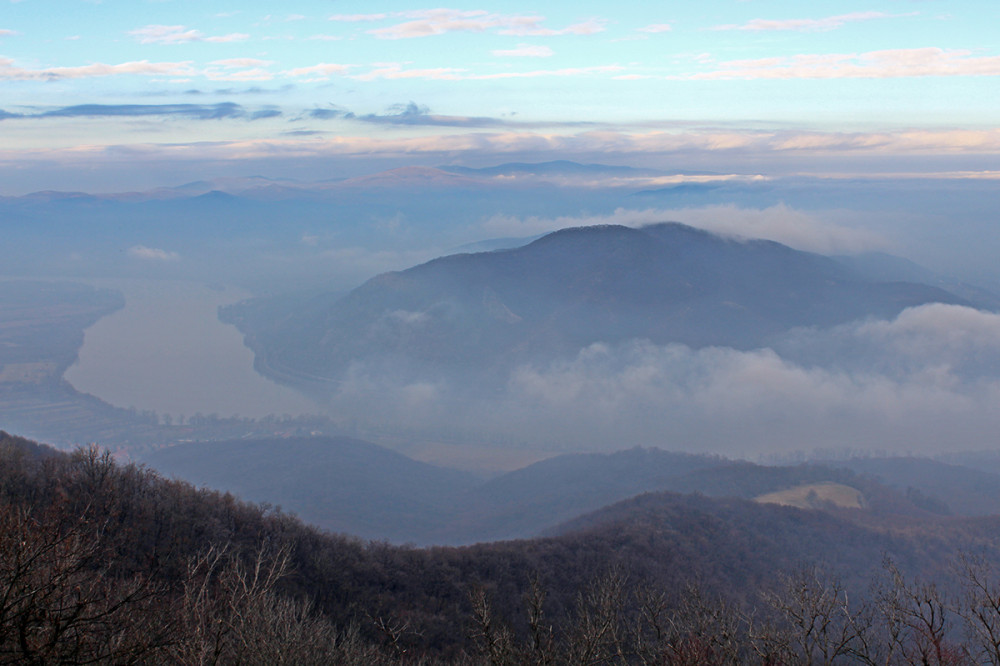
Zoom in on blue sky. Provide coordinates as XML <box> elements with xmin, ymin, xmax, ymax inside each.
<box><xmin>2</xmin><ymin>1</ymin><xmax>999</xmax><ymax>192</ymax></box>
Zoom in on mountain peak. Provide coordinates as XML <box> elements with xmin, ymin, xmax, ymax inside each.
<box><xmin>240</xmin><ymin>220</ymin><xmax>966</xmax><ymax>391</ymax></box>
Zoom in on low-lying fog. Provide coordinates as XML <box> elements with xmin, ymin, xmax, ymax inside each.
<box><xmin>10</xmin><ymin>169</ymin><xmax>1000</xmax><ymax>459</ymax></box>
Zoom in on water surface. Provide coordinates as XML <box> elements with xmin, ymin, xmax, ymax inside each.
<box><xmin>65</xmin><ymin>280</ymin><xmax>319</xmax><ymax>419</ymax></box>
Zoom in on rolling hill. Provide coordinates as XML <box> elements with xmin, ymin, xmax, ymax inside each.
<box><xmin>226</xmin><ymin>222</ymin><xmax>968</xmax><ymax>394</ymax></box>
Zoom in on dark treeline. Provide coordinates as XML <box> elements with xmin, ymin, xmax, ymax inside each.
<box><xmin>5</xmin><ymin>430</ymin><xmax>1000</xmax><ymax>663</ymax></box>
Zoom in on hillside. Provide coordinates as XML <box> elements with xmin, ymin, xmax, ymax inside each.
<box><xmin>143</xmin><ymin>436</ymin><xmax>479</xmax><ymax>542</ymax></box>
<box><xmin>225</xmin><ymin>222</ymin><xmax>967</xmax><ymax>394</ymax></box>
<box><xmin>141</xmin><ymin>437</ymin><xmax>962</xmax><ymax>545</ymax></box>
<box><xmin>9</xmin><ymin>431</ymin><xmax>1000</xmax><ymax>662</ymax></box>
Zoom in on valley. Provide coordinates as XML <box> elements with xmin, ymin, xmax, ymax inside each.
<box><xmin>5</xmin><ymin>2</ymin><xmax>1000</xmax><ymax>659</ymax></box>
<box><xmin>3</xmin><ymin>162</ymin><xmax>1000</xmax><ymax>663</ymax></box>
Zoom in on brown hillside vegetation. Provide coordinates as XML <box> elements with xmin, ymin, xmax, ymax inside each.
<box><xmin>5</xmin><ymin>430</ymin><xmax>1000</xmax><ymax>663</ymax></box>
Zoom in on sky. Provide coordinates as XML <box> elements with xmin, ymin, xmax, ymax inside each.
<box><xmin>2</xmin><ymin>0</ymin><xmax>1000</xmax><ymax>193</ymax></box>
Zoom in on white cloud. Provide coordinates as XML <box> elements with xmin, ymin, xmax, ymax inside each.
<box><xmin>128</xmin><ymin>245</ymin><xmax>179</xmax><ymax>261</ymax></box>
<box><xmin>328</xmin><ymin>13</ymin><xmax>388</xmax><ymax>22</ymax></box>
<box><xmin>210</xmin><ymin>58</ymin><xmax>272</xmax><ymax>68</ymax></box>
<box><xmin>655</xmin><ymin>203</ymin><xmax>888</xmax><ymax>254</ymax></box>
<box><xmin>369</xmin><ymin>10</ymin><xmax>606</xmax><ymax>39</ymax></box>
<box><xmin>0</xmin><ymin>29</ymin><xmax>18</xmax><ymax>37</ymax></box>
<box><xmin>687</xmin><ymin>47</ymin><xmax>1000</xmax><ymax>80</ymax></box>
<box><xmin>324</xmin><ymin>302</ymin><xmax>1000</xmax><ymax>456</ymax></box>
<box><xmin>500</xmin><ymin>18</ymin><xmax>607</xmax><ymax>37</ymax></box>
<box><xmin>204</xmin><ymin>59</ymin><xmax>274</xmax><ymax>82</ymax></box>
<box><xmin>479</xmin><ymin>203</ymin><xmax>885</xmax><ymax>255</ymax></box>
<box><xmin>348</xmin><ymin>62</ymin><xmax>622</xmax><ymax>81</ymax></box>
<box><xmin>128</xmin><ymin>24</ymin><xmax>249</xmax><ymax>45</ymax></box>
<box><xmin>492</xmin><ymin>44</ymin><xmax>554</xmax><ymax>58</ymax></box>
<box><xmin>636</xmin><ymin>23</ymin><xmax>672</xmax><ymax>34</ymax></box>
<box><xmin>353</xmin><ymin>64</ymin><xmax>466</xmax><ymax>82</ymax></box>
<box><xmin>711</xmin><ymin>11</ymin><xmax>900</xmax><ymax>32</ymax></box>
<box><xmin>472</xmin><ymin>65</ymin><xmax>624</xmax><ymax>80</ymax></box>
<box><xmin>286</xmin><ymin>62</ymin><xmax>354</xmax><ymax>78</ymax></box>
<box><xmin>0</xmin><ymin>57</ymin><xmax>196</xmax><ymax>81</ymax></box>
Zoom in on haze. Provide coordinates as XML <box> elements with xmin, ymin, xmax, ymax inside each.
<box><xmin>2</xmin><ymin>0</ymin><xmax>1000</xmax><ymax>465</ymax></box>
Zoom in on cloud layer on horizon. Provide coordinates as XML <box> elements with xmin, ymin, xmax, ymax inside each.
<box><xmin>322</xmin><ymin>304</ymin><xmax>1000</xmax><ymax>457</ymax></box>
<box><xmin>478</xmin><ymin>204</ymin><xmax>888</xmax><ymax>255</ymax></box>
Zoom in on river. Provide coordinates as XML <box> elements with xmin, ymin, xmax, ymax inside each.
<box><xmin>64</xmin><ymin>280</ymin><xmax>320</xmax><ymax>420</ymax></box>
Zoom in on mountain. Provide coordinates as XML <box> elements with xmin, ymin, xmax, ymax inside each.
<box><xmin>817</xmin><ymin>456</ymin><xmax>1000</xmax><ymax>516</ymax></box>
<box><xmin>439</xmin><ymin>160</ymin><xmax>673</xmax><ymax>178</ymax></box>
<box><xmin>231</xmin><ymin>222</ymin><xmax>968</xmax><ymax>391</ymax></box>
<box><xmin>142</xmin><ymin>435</ymin><xmax>479</xmax><ymax>542</ymax></box>
<box><xmin>833</xmin><ymin>252</ymin><xmax>1000</xmax><ymax>310</ymax></box>
<box><xmin>11</xmin><ymin>429</ymin><xmax>1000</xmax><ymax>662</ymax></box>
<box><xmin>326</xmin><ymin>165</ymin><xmax>487</xmax><ymax>190</ymax></box>
<box><xmin>425</xmin><ymin>448</ymin><xmax>729</xmax><ymax>543</ymax></box>
<box><xmin>142</xmin><ymin>438</ymin><xmax>957</xmax><ymax>546</ymax></box>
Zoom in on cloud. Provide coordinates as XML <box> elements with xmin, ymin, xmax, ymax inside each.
<box><xmin>210</xmin><ymin>58</ymin><xmax>272</xmax><ymax>69</ymax></box>
<box><xmin>128</xmin><ymin>245</ymin><xmax>179</xmax><ymax>261</ymax></box>
<box><xmin>0</xmin><ymin>57</ymin><xmax>196</xmax><ymax>81</ymax></box>
<box><xmin>349</xmin><ymin>63</ymin><xmax>624</xmax><ymax>82</ymax></box>
<box><xmin>469</xmin><ymin>65</ymin><xmax>625</xmax><ymax>80</ymax></box>
<box><xmin>778</xmin><ymin>304</ymin><xmax>1000</xmax><ymax>379</ymax></box>
<box><xmin>328</xmin><ymin>13</ymin><xmax>388</xmax><ymax>22</ymax></box>
<box><xmin>687</xmin><ymin>48</ymin><xmax>1000</xmax><ymax>80</ymax></box>
<box><xmin>204</xmin><ymin>59</ymin><xmax>274</xmax><ymax>81</ymax></box>
<box><xmin>353</xmin><ymin>101</ymin><xmax>504</xmax><ymax>127</ymax></box>
<box><xmin>181</xmin><ymin>84</ymin><xmax>294</xmax><ymax>96</ymax></box>
<box><xmin>35</xmin><ymin>103</ymin><xmax>271</xmax><ymax>120</ymax></box>
<box><xmin>299</xmin><ymin>101</ymin><xmax>567</xmax><ymax>129</ymax></box>
<box><xmin>351</xmin><ymin>63</ymin><xmax>466</xmax><ymax>81</ymax></box>
<box><xmin>478</xmin><ymin>204</ymin><xmax>886</xmax><ymax>255</ymax></box>
<box><xmin>370</xmin><ymin>10</ymin><xmax>606</xmax><ymax>39</ymax></box>
<box><xmin>305</xmin><ymin>106</ymin><xmax>350</xmax><ymax>120</ymax></box>
<box><xmin>128</xmin><ymin>24</ymin><xmax>249</xmax><ymax>45</ymax></box>
<box><xmin>323</xmin><ymin>302</ymin><xmax>1000</xmax><ymax>456</ymax></box>
<box><xmin>0</xmin><ymin>29</ymin><xmax>18</xmax><ymax>37</ymax></box>
<box><xmin>492</xmin><ymin>44</ymin><xmax>554</xmax><ymax>58</ymax></box>
<box><xmin>285</xmin><ymin>62</ymin><xmax>354</xmax><ymax>79</ymax></box>
<box><xmin>248</xmin><ymin>108</ymin><xmax>281</xmax><ymax>120</ymax></box>
<box><xmin>711</xmin><ymin>11</ymin><xmax>902</xmax><ymax>32</ymax></box>
<box><xmin>8</xmin><ymin>127</ymin><xmax>1000</xmax><ymax>185</ymax></box>
<box><xmin>636</xmin><ymin>24</ymin><xmax>672</xmax><ymax>34</ymax></box>
<box><xmin>369</xmin><ymin>9</ymin><xmax>497</xmax><ymax>38</ymax></box>
<box><xmin>651</xmin><ymin>203</ymin><xmax>888</xmax><ymax>255</ymax></box>
<box><xmin>501</xmin><ymin>18</ymin><xmax>607</xmax><ymax>37</ymax></box>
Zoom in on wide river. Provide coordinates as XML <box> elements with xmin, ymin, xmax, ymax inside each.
<box><xmin>64</xmin><ymin>280</ymin><xmax>320</xmax><ymax>419</ymax></box>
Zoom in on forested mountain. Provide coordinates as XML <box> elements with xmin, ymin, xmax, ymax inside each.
<box><xmin>143</xmin><ymin>436</ymin><xmax>480</xmax><ymax>542</ymax></box>
<box><xmin>142</xmin><ymin>435</ymin><xmax>985</xmax><ymax>545</ymax></box>
<box><xmin>224</xmin><ymin>222</ymin><xmax>967</xmax><ymax>394</ymax></box>
<box><xmin>9</xmin><ymin>430</ymin><xmax>1000</xmax><ymax>663</ymax></box>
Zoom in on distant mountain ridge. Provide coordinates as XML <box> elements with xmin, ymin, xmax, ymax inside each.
<box><xmin>9</xmin><ymin>161</ymin><xmax>684</xmax><ymax>201</ymax></box>
<box><xmin>142</xmin><ymin>435</ymin><xmax>998</xmax><ymax>545</ymax></box>
<box><xmin>227</xmin><ymin>221</ymin><xmax>968</xmax><ymax>391</ymax></box>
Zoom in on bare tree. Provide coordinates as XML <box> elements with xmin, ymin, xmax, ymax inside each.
<box><xmin>0</xmin><ymin>502</ymin><xmax>170</xmax><ymax>664</ymax></box>
<box><xmin>564</xmin><ymin>567</ymin><xmax>630</xmax><ymax>665</ymax></box>
<box><xmin>469</xmin><ymin>584</ymin><xmax>515</xmax><ymax>666</ymax></box>
<box><xmin>759</xmin><ymin>567</ymin><xmax>861</xmax><ymax>665</ymax></box>
<box><xmin>954</xmin><ymin>554</ymin><xmax>1000</xmax><ymax>665</ymax></box>
<box><xmin>877</xmin><ymin>559</ymin><xmax>966</xmax><ymax>666</ymax></box>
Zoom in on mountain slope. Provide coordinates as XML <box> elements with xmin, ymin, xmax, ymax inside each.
<box><xmin>237</xmin><ymin>222</ymin><xmax>967</xmax><ymax>389</ymax></box>
<box><xmin>142</xmin><ymin>436</ymin><xmax>479</xmax><ymax>542</ymax></box>
<box><xmin>142</xmin><ymin>438</ymin><xmax>960</xmax><ymax>546</ymax></box>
